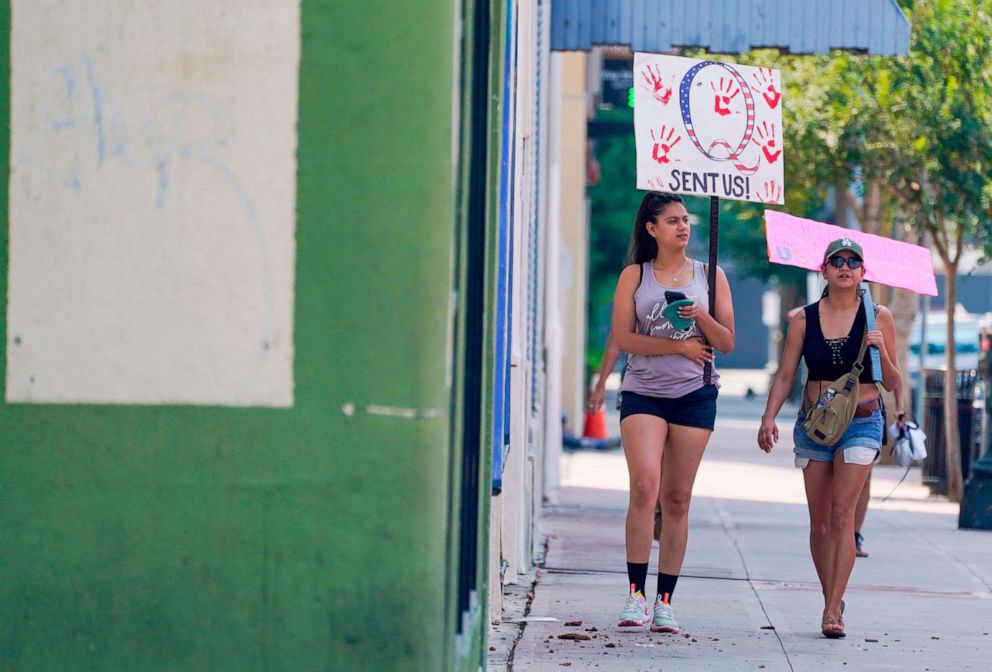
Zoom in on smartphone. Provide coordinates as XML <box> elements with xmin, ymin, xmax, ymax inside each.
<box><xmin>664</xmin><ymin>290</ymin><xmax>687</xmax><ymax>304</ymax></box>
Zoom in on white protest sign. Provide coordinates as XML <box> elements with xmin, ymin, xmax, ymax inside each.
<box><xmin>634</xmin><ymin>53</ymin><xmax>785</xmax><ymax>205</ymax></box>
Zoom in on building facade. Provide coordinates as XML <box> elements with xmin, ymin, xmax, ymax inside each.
<box><xmin>0</xmin><ymin>1</ymin><xmax>911</xmax><ymax>670</ymax></box>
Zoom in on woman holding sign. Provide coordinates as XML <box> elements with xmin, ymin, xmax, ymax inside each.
<box><xmin>612</xmin><ymin>191</ymin><xmax>735</xmax><ymax>633</ymax></box>
<box><xmin>758</xmin><ymin>239</ymin><xmax>900</xmax><ymax>638</ymax></box>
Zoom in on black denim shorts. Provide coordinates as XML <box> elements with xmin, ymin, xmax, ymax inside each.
<box><xmin>619</xmin><ymin>385</ymin><xmax>718</xmax><ymax>430</ymax></box>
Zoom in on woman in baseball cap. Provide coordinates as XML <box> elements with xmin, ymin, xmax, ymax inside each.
<box><xmin>758</xmin><ymin>237</ymin><xmax>901</xmax><ymax>638</ymax></box>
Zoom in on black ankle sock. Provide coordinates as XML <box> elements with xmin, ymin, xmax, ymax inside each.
<box><xmin>626</xmin><ymin>562</ymin><xmax>649</xmax><ymax>596</ymax></box>
<box><xmin>657</xmin><ymin>573</ymin><xmax>679</xmax><ymax>602</ymax></box>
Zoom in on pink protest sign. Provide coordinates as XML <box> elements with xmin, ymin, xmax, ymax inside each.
<box><xmin>764</xmin><ymin>210</ymin><xmax>937</xmax><ymax>296</ymax></box>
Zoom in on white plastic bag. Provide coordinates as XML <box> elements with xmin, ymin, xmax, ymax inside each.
<box><xmin>908</xmin><ymin>422</ymin><xmax>927</xmax><ymax>461</ymax></box>
<box><xmin>887</xmin><ymin>421</ymin><xmax>927</xmax><ymax>467</ymax></box>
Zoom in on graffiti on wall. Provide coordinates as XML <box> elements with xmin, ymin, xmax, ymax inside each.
<box><xmin>7</xmin><ymin>1</ymin><xmax>300</xmax><ymax>406</ymax></box>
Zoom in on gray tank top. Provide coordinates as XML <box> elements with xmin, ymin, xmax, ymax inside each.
<box><xmin>620</xmin><ymin>259</ymin><xmax>720</xmax><ymax>398</ymax></box>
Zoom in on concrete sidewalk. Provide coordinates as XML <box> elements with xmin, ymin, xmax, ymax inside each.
<box><xmin>504</xmin><ymin>393</ymin><xmax>992</xmax><ymax>671</ymax></box>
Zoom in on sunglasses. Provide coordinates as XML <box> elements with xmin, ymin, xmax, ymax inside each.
<box><xmin>826</xmin><ymin>256</ymin><xmax>863</xmax><ymax>270</ymax></box>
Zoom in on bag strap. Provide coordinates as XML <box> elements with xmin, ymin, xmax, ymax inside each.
<box><xmin>802</xmin><ymin>324</ymin><xmax>871</xmax><ymax>413</ymax></box>
<box><xmin>850</xmin><ymin>325</ymin><xmax>870</xmax><ymax>375</ymax></box>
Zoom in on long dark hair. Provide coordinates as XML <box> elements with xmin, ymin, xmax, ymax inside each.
<box><xmin>626</xmin><ymin>191</ymin><xmax>685</xmax><ymax>265</ymax></box>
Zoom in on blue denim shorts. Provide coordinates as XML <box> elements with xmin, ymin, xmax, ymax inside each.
<box><xmin>619</xmin><ymin>385</ymin><xmax>718</xmax><ymax>430</ymax></box>
<box><xmin>793</xmin><ymin>408</ymin><xmax>883</xmax><ymax>468</ymax></box>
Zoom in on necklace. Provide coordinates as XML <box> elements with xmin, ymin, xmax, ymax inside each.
<box><xmin>654</xmin><ymin>257</ymin><xmax>691</xmax><ymax>283</ymax></box>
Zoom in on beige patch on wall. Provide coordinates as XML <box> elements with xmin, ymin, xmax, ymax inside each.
<box><xmin>7</xmin><ymin>1</ymin><xmax>300</xmax><ymax>406</ymax></box>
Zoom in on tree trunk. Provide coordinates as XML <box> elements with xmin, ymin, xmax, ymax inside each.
<box><xmin>944</xmin><ymin>268</ymin><xmax>964</xmax><ymax>502</ymax></box>
<box><xmin>861</xmin><ymin>180</ymin><xmax>883</xmax><ymax>235</ymax></box>
<box><xmin>888</xmin><ymin>287</ymin><xmax>919</xmax><ymax>412</ymax></box>
<box><xmin>835</xmin><ymin>182</ymin><xmax>855</xmax><ymax>230</ymax></box>
<box><xmin>860</xmin><ymin>189</ymin><xmax>908</xmax><ymax>452</ymax></box>
<box><xmin>872</xmin><ymin>285</ymin><xmax>918</xmax><ymax>461</ymax></box>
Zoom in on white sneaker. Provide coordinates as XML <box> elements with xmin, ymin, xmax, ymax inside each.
<box><xmin>617</xmin><ymin>584</ymin><xmax>650</xmax><ymax>627</ymax></box>
<box><xmin>650</xmin><ymin>593</ymin><xmax>680</xmax><ymax>633</ymax></box>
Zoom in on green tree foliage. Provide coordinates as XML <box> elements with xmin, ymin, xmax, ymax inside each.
<box><xmin>885</xmin><ymin>0</ymin><xmax>992</xmax><ymax>501</ymax></box>
<box><xmin>587</xmin><ymin>110</ymin><xmax>638</xmax><ymax>330</ymax></box>
<box><xmin>588</xmin><ymin>6</ymin><xmax>992</xmax><ymax>498</ymax></box>
<box><xmin>586</xmin><ymin>111</ymin><xmax>714</xmax><ymax>366</ymax></box>
<box><xmin>585</xmin><ymin>110</ymin><xmax>638</xmax><ymax>367</ymax></box>
<box><xmin>730</xmin><ymin>2</ymin><xmax>992</xmax><ymax>500</ymax></box>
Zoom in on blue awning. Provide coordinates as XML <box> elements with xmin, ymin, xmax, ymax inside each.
<box><xmin>551</xmin><ymin>0</ymin><xmax>911</xmax><ymax>55</ymax></box>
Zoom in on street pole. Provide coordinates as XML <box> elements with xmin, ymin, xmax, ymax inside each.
<box><xmin>704</xmin><ymin>196</ymin><xmax>718</xmax><ymax>385</ymax></box>
<box><xmin>917</xmin><ymin>292</ymin><xmax>930</xmax><ymax>418</ymax></box>
<box><xmin>915</xmin><ymin>230</ymin><xmax>930</xmax><ymax>419</ymax></box>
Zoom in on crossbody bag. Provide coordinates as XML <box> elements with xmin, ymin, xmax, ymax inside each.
<box><xmin>801</xmin><ymin>327</ymin><xmax>879</xmax><ymax>446</ymax></box>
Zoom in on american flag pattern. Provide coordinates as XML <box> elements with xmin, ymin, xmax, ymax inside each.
<box><xmin>679</xmin><ymin>61</ymin><xmax>759</xmax><ymax>175</ymax></box>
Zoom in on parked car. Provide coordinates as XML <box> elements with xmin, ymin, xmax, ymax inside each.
<box><xmin>907</xmin><ymin>306</ymin><xmax>982</xmax><ymax>385</ymax></box>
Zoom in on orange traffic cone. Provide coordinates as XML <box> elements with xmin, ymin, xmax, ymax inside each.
<box><xmin>582</xmin><ymin>407</ymin><xmax>607</xmax><ymax>439</ymax></box>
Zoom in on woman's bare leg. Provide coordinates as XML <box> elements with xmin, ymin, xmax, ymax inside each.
<box><xmin>824</xmin><ymin>456</ymin><xmax>872</xmax><ymax>617</ymax></box>
<box><xmin>656</xmin><ymin>424</ymin><xmax>710</xmax><ymax>574</ymax></box>
<box><xmin>621</xmin><ymin>415</ymin><xmax>668</xmax><ymax>563</ymax></box>
<box><xmin>802</xmin><ymin>461</ymin><xmax>834</xmax><ymax>602</ymax></box>
<box><xmin>854</xmin><ymin>468</ymin><xmax>872</xmax><ymax>557</ymax></box>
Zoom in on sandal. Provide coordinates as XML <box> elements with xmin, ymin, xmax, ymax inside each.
<box><xmin>821</xmin><ymin>614</ymin><xmax>844</xmax><ymax>638</ymax></box>
<box><xmin>855</xmin><ymin>532</ymin><xmax>868</xmax><ymax>558</ymax></box>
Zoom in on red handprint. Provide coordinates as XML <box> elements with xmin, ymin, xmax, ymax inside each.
<box><xmin>710</xmin><ymin>77</ymin><xmax>740</xmax><ymax>117</ymax></box>
<box><xmin>751</xmin><ymin>121</ymin><xmax>782</xmax><ymax>164</ymax></box>
<box><xmin>640</xmin><ymin>65</ymin><xmax>673</xmax><ymax>106</ymax></box>
<box><xmin>751</xmin><ymin>67</ymin><xmax>781</xmax><ymax>109</ymax></box>
<box><xmin>757</xmin><ymin>180</ymin><xmax>783</xmax><ymax>204</ymax></box>
<box><xmin>650</xmin><ymin>126</ymin><xmax>682</xmax><ymax>164</ymax></box>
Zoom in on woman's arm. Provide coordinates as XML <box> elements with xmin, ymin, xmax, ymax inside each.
<box><xmin>611</xmin><ymin>265</ymin><xmax>714</xmax><ymax>365</ymax></box>
<box><xmin>870</xmin><ymin>306</ymin><xmax>902</xmax><ymax>392</ymax></box>
<box><xmin>681</xmin><ymin>265</ymin><xmax>735</xmax><ymax>354</ymax></box>
<box><xmin>758</xmin><ymin>309</ymin><xmax>806</xmax><ymax>452</ymax></box>
<box><xmin>893</xmin><ymin>377</ymin><xmax>908</xmax><ymax>429</ymax></box>
<box><xmin>587</xmin><ymin>330</ymin><xmax>622</xmax><ymax>410</ymax></box>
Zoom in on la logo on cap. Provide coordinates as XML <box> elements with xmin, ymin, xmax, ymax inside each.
<box><xmin>842</xmin><ymin>237</ymin><xmax>853</xmax><ymax>246</ymax></box>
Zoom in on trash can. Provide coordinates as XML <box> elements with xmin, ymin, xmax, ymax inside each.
<box><xmin>977</xmin><ymin>322</ymin><xmax>992</xmax><ymax>461</ymax></box>
<box><xmin>921</xmin><ymin>368</ymin><xmax>980</xmax><ymax>496</ymax></box>
<box><xmin>960</xmin><ymin>323</ymin><xmax>992</xmax><ymax>529</ymax></box>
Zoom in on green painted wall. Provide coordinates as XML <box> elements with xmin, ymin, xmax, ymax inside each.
<box><xmin>0</xmin><ymin>2</ymin><xmax>480</xmax><ymax>670</ymax></box>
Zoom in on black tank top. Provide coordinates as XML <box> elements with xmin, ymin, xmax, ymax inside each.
<box><xmin>802</xmin><ymin>300</ymin><xmax>872</xmax><ymax>383</ymax></box>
